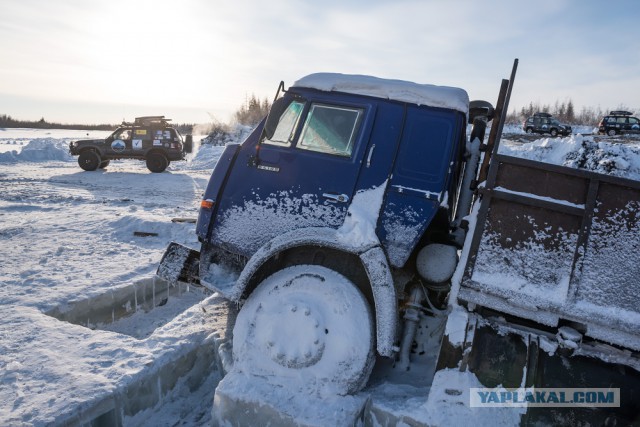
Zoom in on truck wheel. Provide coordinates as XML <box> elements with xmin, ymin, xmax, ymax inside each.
<box><xmin>99</xmin><ymin>160</ymin><xmax>110</xmax><ymax>169</ymax></box>
<box><xmin>607</xmin><ymin>129</ymin><xmax>617</xmax><ymax>136</ymax></box>
<box><xmin>78</xmin><ymin>151</ymin><xmax>101</xmax><ymax>171</ymax></box>
<box><xmin>146</xmin><ymin>153</ymin><xmax>168</xmax><ymax>172</ymax></box>
<box><xmin>233</xmin><ymin>265</ymin><xmax>375</xmax><ymax>395</ymax></box>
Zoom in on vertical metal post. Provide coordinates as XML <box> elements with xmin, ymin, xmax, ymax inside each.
<box><xmin>478</xmin><ymin>58</ymin><xmax>519</xmax><ymax>183</ymax></box>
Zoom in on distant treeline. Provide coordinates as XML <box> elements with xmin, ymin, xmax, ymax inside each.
<box><xmin>0</xmin><ymin>114</ymin><xmax>115</xmax><ymax>130</ymax></box>
<box><xmin>1</xmin><ymin>93</ymin><xmax>270</xmax><ymax>137</ymax></box>
<box><xmin>10</xmin><ymin>95</ymin><xmax>622</xmax><ymax>133</ymax></box>
<box><xmin>0</xmin><ymin>114</ymin><xmax>194</xmax><ymax>134</ymax></box>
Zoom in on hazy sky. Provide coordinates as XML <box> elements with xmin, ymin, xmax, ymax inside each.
<box><xmin>0</xmin><ymin>0</ymin><xmax>638</xmax><ymax>124</ymax></box>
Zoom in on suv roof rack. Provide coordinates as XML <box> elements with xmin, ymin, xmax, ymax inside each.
<box><xmin>120</xmin><ymin>116</ymin><xmax>173</xmax><ymax>127</ymax></box>
<box><xmin>533</xmin><ymin>112</ymin><xmax>552</xmax><ymax>117</ymax></box>
<box><xmin>134</xmin><ymin>116</ymin><xmax>172</xmax><ymax>126</ymax></box>
<box><xmin>609</xmin><ymin>111</ymin><xmax>632</xmax><ymax>116</ymax></box>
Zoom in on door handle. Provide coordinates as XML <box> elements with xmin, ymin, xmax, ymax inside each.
<box><xmin>322</xmin><ymin>193</ymin><xmax>349</xmax><ymax>203</ymax></box>
<box><xmin>366</xmin><ymin>144</ymin><xmax>376</xmax><ymax>168</ymax></box>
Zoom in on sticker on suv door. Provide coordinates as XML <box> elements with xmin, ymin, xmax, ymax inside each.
<box><xmin>111</xmin><ymin>140</ymin><xmax>126</xmax><ymax>152</ymax></box>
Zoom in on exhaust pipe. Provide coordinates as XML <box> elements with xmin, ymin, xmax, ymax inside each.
<box><xmin>453</xmin><ymin>100</ymin><xmax>493</xmax><ymax>231</ymax></box>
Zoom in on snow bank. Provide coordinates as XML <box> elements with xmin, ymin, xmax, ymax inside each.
<box><xmin>369</xmin><ymin>368</ymin><xmax>524</xmax><ymax>426</ymax></box>
<box><xmin>0</xmin><ymin>138</ymin><xmax>73</xmax><ymax>162</ymax></box>
<box><xmin>294</xmin><ymin>73</ymin><xmax>469</xmax><ymax>114</ymax></box>
<box><xmin>184</xmin><ymin>143</ymin><xmax>226</xmax><ymax>171</ymax></box>
<box><xmin>0</xmin><ymin>129</ymin><xmax>222</xmax><ymax>425</ymax></box>
<box><xmin>0</xmin><ymin>133</ymin><xmax>226</xmax><ymax>174</ymax></box>
<box><xmin>336</xmin><ymin>181</ymin><xmax>387</xmax><ymax>246</ymax></box>
<box><xmin>499</xmin><ymin>134</ymin><xmax>640</xmax><ymax>181</ymax></box>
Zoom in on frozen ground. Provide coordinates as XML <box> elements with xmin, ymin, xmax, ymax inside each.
<box><xmin>0</xmin><ymin>129</ymin><xmax>226</xmax><ymax>426</ymax></box>
<box><xmin>1</xmin><ymin>127</ymin><xmax>639</xmax><ymax>426</ymax></box>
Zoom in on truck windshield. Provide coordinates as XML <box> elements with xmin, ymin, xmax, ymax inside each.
<box><xmin>264</xmin><ymin>100</ymin><xmax>305</xmax><ymax>146</ymax></box>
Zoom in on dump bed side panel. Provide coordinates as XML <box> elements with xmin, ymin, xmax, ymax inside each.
<box><xmin>459</xmin><ymin>154</ymin><xmax>640</xmax><ymax>351</ymax></box>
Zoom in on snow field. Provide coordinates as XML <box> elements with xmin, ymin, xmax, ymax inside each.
<box><xmin>1</xmin><ymin>128</ymin><xmax>639</xmax><ymax>426</ymax></box>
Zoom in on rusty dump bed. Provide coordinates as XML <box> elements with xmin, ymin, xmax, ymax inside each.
<box><xmin>460</xmin><ymin>153</ymin><xmax>640</xmax><ymax>352</ymax></box>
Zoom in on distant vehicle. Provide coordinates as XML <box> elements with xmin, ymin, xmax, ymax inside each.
<box><xmin>523</xmin><ymin>112</ymin><xmax>572</xmax><ymax>136</ymax></box>
<box><xmin>69</xmin><ymin>116</ymin><xmax>193</xmax><ymax>172</ymax></box>
<box><xmin>598</xmin><ymin>110</ymin><xmax>640</xmax><ymax>136</ymax></box>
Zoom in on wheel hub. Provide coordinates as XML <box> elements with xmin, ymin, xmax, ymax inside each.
<box><xmin>256</xmin><ymin>302</ymin><xmax>326</xmax><ymax>369</ymax></box>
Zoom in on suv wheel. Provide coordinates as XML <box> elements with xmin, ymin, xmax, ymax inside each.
<box><xmin>607</xmin><ymin>129</ymin><xmax>617</xmax><ymax>136</ymax></box>
<box><xmin>550</xmin><ymin>128</ymin><xmax>558</xmax><ymax>137</ymax></box>
<box><xmin>526</xmin><ymin>127</ymin><xmax>533</xmax><ymax>134</ymax></box>
<box><xmin>78</xmin><ymin>151</ymin><xmax>101</xmax><ymax>171</ymax></box>
<box><xmin>146</xmin><ymin>152</ymin><xmax>168</xmax><ymax>173</ymax></box>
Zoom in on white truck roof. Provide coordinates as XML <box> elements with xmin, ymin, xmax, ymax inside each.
<box><xmin>293</xmin><ymin>73</ymin><xmax>469</xmax><ymax>115</ymax></box>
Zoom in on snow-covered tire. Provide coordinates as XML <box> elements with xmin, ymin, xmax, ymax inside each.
<box><xmin>78</xmin><ymin>151</ymin><xmax>101</xmax><ymax>171</ymax></box>
<box><xmin>233</xmin><ymin>265</ymin><xmax>375</xmax><ymax>396</ymax></box>
<box><xmin>146</xmin><ymin>152</ymin><xmax>168</xmax><ymax>173</ymax></box>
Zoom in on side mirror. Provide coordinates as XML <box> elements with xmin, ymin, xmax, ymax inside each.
<box><xmin>184</xmin><ymin>135</ymin><xmax>193</xmax><ymax>154</ymax></box>
<box><xmin>263</xmin><ymin>97</ymin><xmax>289</xmax><ymax>140</ymax></box>
<box><xmin>468</xmin><ymin>100</ymin><xmax>495</xmax><ymax>124</ymax></box>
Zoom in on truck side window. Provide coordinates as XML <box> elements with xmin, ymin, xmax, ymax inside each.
<box><xmin>298</xmin><ymin>104</ymin><xmax>363</xmax><ymax>157</ymax></box>
<box><xmin>264</xmin><ymin>100</ymin><xmax>305</xmax><ymax>147</ymax></box>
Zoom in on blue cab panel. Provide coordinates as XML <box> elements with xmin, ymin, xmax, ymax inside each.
<box><xmin>379</xmin><ymin>106</ymin><xmax>466</xmax><ymax>267</ymax></box>
<box><xmin>198</xmin><ymin>84</ymin><xmax>466</xmax><ymax>267</ymax></box>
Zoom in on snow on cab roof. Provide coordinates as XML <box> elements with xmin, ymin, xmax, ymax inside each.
<box><xmin>292</xmin><ymin>73</ymin><xmax>469</xmax><ymax>115</ymax></box>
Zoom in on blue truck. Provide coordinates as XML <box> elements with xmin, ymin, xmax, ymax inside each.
<box><xmin>158</xmin><ymin>61</ymin><xmax>640</xmax><ymax>425</ymax></box>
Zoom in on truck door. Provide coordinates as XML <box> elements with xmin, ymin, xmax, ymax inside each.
<box><xmin>209</xmin><ymin>93</ymin><xmax>374</xmax><ymax>257</ymax></box>
<box><xmin>378</xmin><ymin>105</ymin><xmax>463</xmax><ymax>267</ymax></box>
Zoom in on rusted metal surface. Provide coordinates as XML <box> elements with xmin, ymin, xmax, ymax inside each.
<box><xmin>460</xmin><ymin>153</ymin><xmax>640</xmax><ymax>351</ymax></box>
<box><xmin>478</xmin><ymin>58</ymin><xmax>519</xmax><ymax>184</ymax></box>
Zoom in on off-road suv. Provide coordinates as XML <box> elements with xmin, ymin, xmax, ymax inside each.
<box><xmin>69</xmin><ymin>116</ymin><xmax>193</xmax><ymax>172</ymax></box>
<box><xmin>522</xmin><ymin>112</ymin><xmax>572</xmax><ymax>136</ymax></box>
<box><xmin>598</xmin><ymin>111</ymin><xmax>640</xmax><ymax>136</ymax></box>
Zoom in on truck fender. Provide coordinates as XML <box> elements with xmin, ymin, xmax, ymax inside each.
<box><xmin>232</xmin><ymin>227</ymin><xmax>398</xmax><ymax>357</ymax></box>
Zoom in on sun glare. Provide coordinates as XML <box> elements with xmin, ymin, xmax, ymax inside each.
<box><xmin>82</xmin><ymin>1</ymin><xmax>215</xmax><ymax>108</ymax></box>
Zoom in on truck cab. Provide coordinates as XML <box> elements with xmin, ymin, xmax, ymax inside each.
<box><xmin>196</xmin><ymin>74</ymin><xmax>469</xmax><ymax>269</ymax></box>
<box><xmin>161</xmin><ymin>73</ymin><xmax>490</xmax><ymax>395</ymax></box>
